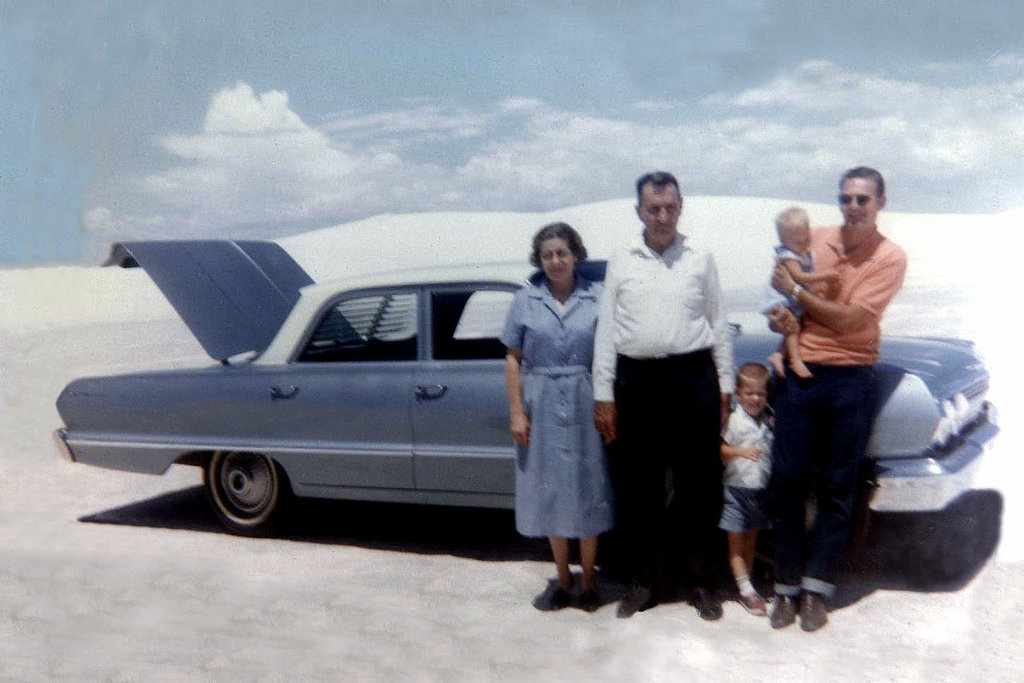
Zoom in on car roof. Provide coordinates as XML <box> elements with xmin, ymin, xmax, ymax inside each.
<box><xmin>295</xmin><ymin>261</ymin><xmax>536</xmax><ymax>300</ymax></box>
<box><xmin>256</xmin><ymin>259</ymin><xmax>609</xmax><ymax>365</ymax></box>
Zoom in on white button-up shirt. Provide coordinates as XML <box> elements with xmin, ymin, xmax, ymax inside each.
<box><xmin>721</xmin><ymin>406</ymin><xmax>773</xmax><ymax>489</ymax></box>
<box><xmin>592</xmin><ymin>232</ymin><xmax>735</xmax><ymax>401</ymax></box>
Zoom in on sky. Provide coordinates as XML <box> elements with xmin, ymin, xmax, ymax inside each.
<box><xmin>2</xmin><ymin>1</ymin><xmax>1024</xmax><ymax>265</ymax></box>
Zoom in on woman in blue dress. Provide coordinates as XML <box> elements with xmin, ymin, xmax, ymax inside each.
<box><xmin>502</xmin><ymin>222</ymin><xmax>614</xmax><ymax>612</ymax></box>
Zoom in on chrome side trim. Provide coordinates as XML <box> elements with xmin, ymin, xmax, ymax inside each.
<box><xmin>292</xmin><ymin>483</ymin><xmax>515</xmax><ymax>510</ymax></box>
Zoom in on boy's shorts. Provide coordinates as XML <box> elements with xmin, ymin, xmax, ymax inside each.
<box><xmin>719</xmin><ymin>485</ymin><xmax>770</xmax><ymax>532</ymax></box>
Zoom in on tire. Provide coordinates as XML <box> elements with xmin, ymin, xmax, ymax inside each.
<box><xmin>204</xmin><ymin>451</ymin><xmax>286</xmax><ymax>536</ymax></box>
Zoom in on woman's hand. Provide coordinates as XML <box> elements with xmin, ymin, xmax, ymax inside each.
<box><xmin>510</xmin><ymin>411</ymin><xmax>530</xmax><ymax>447</ymax></box>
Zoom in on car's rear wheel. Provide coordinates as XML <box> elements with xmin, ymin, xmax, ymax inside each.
<box><xmin>204</xmin><ymin>451</ymin><xmax>286</xmax><ymax>536</ymax></box>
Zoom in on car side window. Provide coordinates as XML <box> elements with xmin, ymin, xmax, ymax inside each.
<box><xmin>432</xmin><ymin>289</ymin><xmax>515</xmax><ymax>361</ymax></box>
<box><xmin>298</xmin><ymin>291</ymin><xmax>418</xmax><ymax>362</ymax></box>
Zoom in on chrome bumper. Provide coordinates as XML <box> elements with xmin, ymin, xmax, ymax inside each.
<box><xmin>53</xmin><ymin>428</ymin><xmax>76</xmax><ymax>463</ymax></box>
<box><xmin>870</xmin><ymin>418</ymin><xmax>999</xmax><ymax>512</ymax></box>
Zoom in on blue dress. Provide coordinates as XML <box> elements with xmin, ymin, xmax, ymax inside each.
<box><xmin>501</xmin><ymin>276</ymin><xmax>614</xmax><ymax>538</ymax></box>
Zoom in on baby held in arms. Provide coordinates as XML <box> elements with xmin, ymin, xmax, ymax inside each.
<box><xmin>763</xmin><ymin>207</ymin><xmax>839</xmax><ymax>379</ymax></box>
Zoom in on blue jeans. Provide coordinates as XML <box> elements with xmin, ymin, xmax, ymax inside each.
<box><xmin>770</xmin><ymin>364</ymin><xmax>877</xmax><ymax>597</ymax></box>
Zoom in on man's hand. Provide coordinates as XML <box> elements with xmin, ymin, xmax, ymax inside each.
<box><xmin>767</xmin><ymin>305</ymin><xmax>798</xmax><ymax>336</ymax></box>
<box><xmin>771</xmin><ymin>262</ymin><xmax>796</xmax><ymax>294</ymax></box>
<box><xmin>509</xmin><ymin>411</ymin><xmax>530</xmax><ymax>447</ymax></box>
<box><xmin>720</xmin><ymin>393</ymin><xmax>731</xmax><ymax>429</ymax></box>
<box><xmin>594</xmin><ymin>401</ymin><xmax>617</xmax><ymax>444</ymax></box>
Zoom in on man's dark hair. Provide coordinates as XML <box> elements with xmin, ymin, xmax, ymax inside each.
<box><xmin>840</xmin><ymin>166</ymin><xmax>885</xmax><ymax>197</ymax></box>
<box><xmin>529</xmin><ymin>222</ymin><xmax>588</xmax><ymax>268</ymax></box>
<box><xmin>635</xmin><ymin>171</ymin><xmax>680</xmax><ymax>203</ymax></box>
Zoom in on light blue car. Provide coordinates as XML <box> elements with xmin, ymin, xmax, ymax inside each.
<box><xmin>55</xmin><ymin>240</ymin><xmax>999</xmax><ymax>575</ymax></box>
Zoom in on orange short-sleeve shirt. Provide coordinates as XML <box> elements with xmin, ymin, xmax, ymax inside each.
<box><xmin>799</xmin><ymin>226</ymin><xmax>907</xmax><ymax>365</ymax></box>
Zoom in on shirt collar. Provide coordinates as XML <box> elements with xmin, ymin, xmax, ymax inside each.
<box><xmin>526</xmin><ymin>274</ymin><xmax>597</xmax><ymax>301</ymax></box>
<box><xmin>628</xmin><ymin>231</ymin><xmax>687</xmax><ymax>259</ymax></box>
<box><xmin>735</xmin><ymin>406</ymin><xmax>769</xmax><ymax>429</ymax></box>
<box><xmin>825</xmin><ymin>226</ymin><xmax>886</xmax><ymax>264</ymax></box>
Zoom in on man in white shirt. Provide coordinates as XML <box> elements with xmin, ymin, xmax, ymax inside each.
<box><xmin>593</xmin><ymin>171</ymin><xmax>734</xmax><ymax>619</ymax></box>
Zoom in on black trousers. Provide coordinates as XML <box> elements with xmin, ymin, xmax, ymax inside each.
<box><xmin>611</xmin><ymin>350</ymin><xmax>724</xmax><ymax>591</ymax></box>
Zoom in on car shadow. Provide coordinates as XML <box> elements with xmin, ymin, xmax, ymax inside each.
<box><xmin>831</xmin><ymin>488</ymin><xmax>1004</xmax><ymax>609</ymax></box>
<box><xmin>79</xmin><ymin>486</ymin><xmax>549</xmax><ymax>562</ymax></box>
<box><xmin>79</xmin><ymin>486</ymin><xmax>223</xmax><ymax>532</ymax></box>
<box><xmin>79</xmin><ymin>487</ymin><xmax>1003</xmax><ymax>607</ymax></box>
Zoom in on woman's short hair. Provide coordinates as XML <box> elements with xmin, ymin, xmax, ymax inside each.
<box><xmin>529</xmin><ymin>222</ymin><xmax>588</xmax><ymax>268</ymax></box>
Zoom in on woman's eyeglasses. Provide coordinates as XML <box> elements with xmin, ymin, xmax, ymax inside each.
<box><xmin>839</xmin><ymin>194</ymin><xmax>873</xmax><ymax>206</ymax></box>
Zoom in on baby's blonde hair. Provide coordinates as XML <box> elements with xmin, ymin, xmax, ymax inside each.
<box><xmin>775</xmin><ymin>206</ymin><xmax>809</xmax><ymax>236</ymax></box>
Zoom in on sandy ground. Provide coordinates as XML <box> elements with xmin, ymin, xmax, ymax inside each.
<box><xmin>2</xmin><ymin>306</ymin><xmax>1023</xmax><ymax>682</ymax></box>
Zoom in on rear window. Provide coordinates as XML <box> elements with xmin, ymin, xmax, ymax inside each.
<box><xmin>298</xmin><ymin>292</ymin><xmax>418</xmax><ymax>362</ymax></box>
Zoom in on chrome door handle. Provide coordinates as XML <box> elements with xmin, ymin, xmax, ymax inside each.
<box><xmin>414</xmin><ymin>384</ymin><xmax>448</xmax><ymax>400</ymax></box>
<box><xmin>269</xmin><ymin>385</ymin><xmax>299</xmax><ymax>400</ymax></box>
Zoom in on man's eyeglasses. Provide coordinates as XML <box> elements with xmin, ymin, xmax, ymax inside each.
<box><xmin>839</xmin><ymin>194</ymin><xmax>873</xmax><ymax>206</ymax></box>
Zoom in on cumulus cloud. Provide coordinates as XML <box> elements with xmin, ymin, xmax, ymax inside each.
<box><xmin>704</xmin><ymin>60</ymin><xmax>939</xmax><ymax>113</ymax></box>
<box><xmin>203</xmin><ymin>82</ymin><xmax>305</xmax><ymax>134</ymax></box>
<box><xmin>694</xmin><ymin>60</ymin><xmax>1024</xmax><ymax>192</ymax></box>
<box><xmin>85</xmin><ymin>62</ymin><xmax>1024</xmax><ymax>248</ymax></box>
<box><xmin>322</xmin><ymin>104</ymin><xmax>492</xmax><ymax>139</ymax></box>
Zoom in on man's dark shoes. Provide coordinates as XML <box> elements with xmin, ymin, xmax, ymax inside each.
<box><xmin>616</xmin><ymin>584</ymin><xmax>655</xmax><ymax>618</ymax></box>
<box><xmin>692</xmin><ymin>587</ymin><xmax>723</xmax><ymax>621</ymax></box>
<box><xmin>799</xmin><ymin>591</ymin><xmax>828</xmax><ymax>632</ymax></box>
<box><xmin>770</xmin><ymin>594</ymin><xmax>798</xmax><ymax>629</ymax></box>
<box><xmin>532</xmin><ymin>581</ymin><xmax>572</xmax><ymax>611</ymax></box>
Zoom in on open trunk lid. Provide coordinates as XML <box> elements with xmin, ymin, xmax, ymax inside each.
<box><xmin>106</xmin><ymin>240</ymin><xmax>313</xmax><ymax>361</ymax></box>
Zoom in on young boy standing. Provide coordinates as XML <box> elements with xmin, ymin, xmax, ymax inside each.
<box><xmin>719</xmin><ymin>363</ymin><xmax>773</xmax><ymax>615</ymax></box>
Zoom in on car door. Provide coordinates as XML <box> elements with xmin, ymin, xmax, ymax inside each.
<box><xmin>251</xmin><ymin>288</ymin><xmax>420</xmax><ymax>496</ymax></box>
<box><xmin>411</xmin><ymin>284</ymin><xmax>518</xmax><ymax>497</ymax></box>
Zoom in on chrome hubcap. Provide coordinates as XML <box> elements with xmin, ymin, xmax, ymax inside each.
<box><xmin>219</xmin><ymin>453</ymin><xmax>273</xmax><ymax>515</ymax></box>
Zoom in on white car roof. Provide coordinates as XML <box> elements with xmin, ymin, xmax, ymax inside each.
<box><xmin>298</xmin><ymin>261</ymin><xmax>534</xmax><ymax>298</ymax></box>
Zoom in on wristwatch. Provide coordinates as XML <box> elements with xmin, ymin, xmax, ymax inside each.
<box><xmin>790</xmin><ymin>284</ymin><xmax>804</xmax><ymax>301</ymax></box>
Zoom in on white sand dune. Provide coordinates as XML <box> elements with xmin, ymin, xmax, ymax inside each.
<box><xmin>4</xmin><ymin>196</ymin><xmax>1015</xmax><ymax>333</ymax></box>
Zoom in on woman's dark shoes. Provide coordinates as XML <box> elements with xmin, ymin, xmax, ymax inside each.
<box><xmin>532</xmin><ymin>581</ymin><xmax>573</xmax><ymax>611</ymax></box>
<box><xmin>576</xmin><ymin>588</ymin><xmax>601</xmax><ymax>613</ymax></box>
<box><xmin>616</xmin><ymin>584</ymin><xmax>656</xmax><ymax>618</ymax></box>
<box><xmin>799</xmin><ymin>591</ymin><xmax>828</xmax><ymax>631</ymax></box>
<box><xmin>692</xmin><ymin>587</ymin><xmax>723</xmax><ymax>621</ymax></box>
<box><xmin>770</xmin><ymin>594</ymin><xmax>798</xmax><ymax>629</ymax></box>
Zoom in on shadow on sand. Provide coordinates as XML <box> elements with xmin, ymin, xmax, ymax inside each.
<box><xmin>79</xmin><ymin>486</ymin><xmax>548</xmax><ymax>563</ymax></box>
<box><xmin>79</xmin><ymin>486</ymin><xmax>1003</xmax><ymax>610</ymax></box>
<box><xmin>832</xmin><ymin>488</ymin><xmax>1004</xmax><ymax>607</ymax></box>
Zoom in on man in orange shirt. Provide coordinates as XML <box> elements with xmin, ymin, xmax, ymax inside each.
<box><xmin>766</xmin><ymin>167</ymin><xmax>907</xmax><ymax>631</ymax></box>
